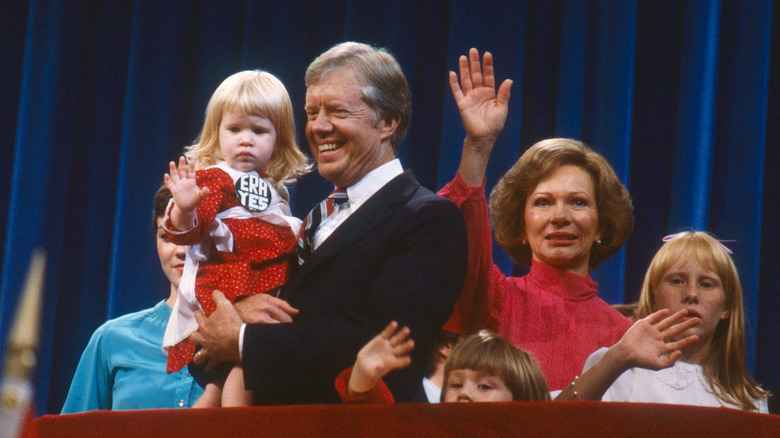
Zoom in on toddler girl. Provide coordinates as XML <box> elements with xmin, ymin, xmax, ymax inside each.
<box><xmin>162</xmin><ymin>70</ymin><xmax>310</xmax><ymax>406</ymax></box>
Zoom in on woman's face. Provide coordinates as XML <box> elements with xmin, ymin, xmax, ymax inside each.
<box><xmin>524</xmin><ymin>164</ymin><xmax>601</xmax><ymax>276</ymax></box>
<box><xmin>156</xmin><ymin>218</ymin><xmax>186</xmax><ymax>289</ymax></box>
<box><xmin>654</xmin><ymin>257</ymin><xmax>729</xmax><ymax>349</ymax></box>
<box><xmin>443</xmin><ymin>369</ymin><xmax>513</xmax><ymax>402</ymax></box>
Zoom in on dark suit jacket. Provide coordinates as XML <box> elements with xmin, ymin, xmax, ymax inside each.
<box><xmin>242</xmin><ymin>170</ymin><xmax>468</xmax><ymax>404</ymax></box>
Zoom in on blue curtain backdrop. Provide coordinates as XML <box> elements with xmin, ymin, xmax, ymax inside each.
<box><xmin>0</xmin><ymin>0</ymin><xmax>777</xmax><ymax>414</ymax></box>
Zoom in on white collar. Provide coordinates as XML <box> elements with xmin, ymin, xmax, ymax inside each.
<box><xmin>342</xmin><ymin>159</ymin><xmax>403</xmax><ymax>211</ymax></box>
<box><xmin>422</xmin><ymin>377</ymin><xmax>442</xmax><ymax>403</ymax></box>
<box><xmin>213</xmin><ymin>162</ymin><xmax>255</xmax><ymax>181</ymax></box>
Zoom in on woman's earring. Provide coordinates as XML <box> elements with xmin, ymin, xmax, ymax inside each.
<box><xmin>522</xmin><ymin>239</ymin><xmax>527</xmax><ymax>245</ymax></box>
<box><xmin>596</xmin><ymin>239</ymin><xmax>602</xmax><ymax>245</ymax></box>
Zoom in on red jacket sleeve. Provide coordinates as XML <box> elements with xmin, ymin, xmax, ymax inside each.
<box><xmin>334</xmin><ymin>368</ymin><xmax>395</xmax><ymax>404</ymax></box>
<box><xmin>438</xmin><ymin>172</ymin><xmax>504</xmax><ymax>335</ymax></box>
<box><xmin>164</xmin><ymin>167</ymin><xmax>233</xmax><ymax>245</ymax></box>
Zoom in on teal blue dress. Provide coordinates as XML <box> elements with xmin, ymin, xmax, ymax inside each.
<box><xmin>61</xmin><ymin>300</ymin><xmax>204</xmax><ymax>413</ymax></box>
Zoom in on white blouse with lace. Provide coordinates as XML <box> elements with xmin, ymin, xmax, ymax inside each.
<box><xmin>583</xmin><ymin>347</ymin><xmax>768</xmax><ymax>413</ymax></box>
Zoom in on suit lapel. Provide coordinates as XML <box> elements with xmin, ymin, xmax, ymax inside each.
<box><xmin>285</xmin><ymin>170</ymin><xmax>419</xmax><ymax>290</ymax></box>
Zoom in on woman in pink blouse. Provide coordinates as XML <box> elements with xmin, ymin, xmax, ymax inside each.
<box><xmin>439</xmin><ymin>49</ymin><xmax>634</xmax><ymax>390</ymax></box>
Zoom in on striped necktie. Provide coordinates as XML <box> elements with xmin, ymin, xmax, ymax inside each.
<box><xmin>297</xmin><ymin>189</ymin><xmax>348</xmax><ymax>264</ymax></box>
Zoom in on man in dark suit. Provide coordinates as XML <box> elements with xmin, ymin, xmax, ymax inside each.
<box><xmin>190</xmin><ymin>42</ymin><xmax>468</xmax><ymax>404</ymax></box>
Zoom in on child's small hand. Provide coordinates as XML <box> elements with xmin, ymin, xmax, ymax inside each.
<box><xmin>613</xmin><ymin>309</ymin><xmax>700</xmax><ymax>371</ymax></box>
<box><xmin>164</xmin><ymin>157</ymin><xmax>210</xmax><ymax>214</ymax></box>
<box><xmin>554</xmin><ymin>309</ymin><xmax>702</xmax><ymax>402</ymax></box>
<box><xmin>349</xmin><ymin>321</ymin><xmax>414</xmax><ymax>395</ymax></box>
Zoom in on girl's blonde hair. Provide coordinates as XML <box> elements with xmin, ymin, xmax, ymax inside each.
<box><xmin>636</xmin><ymin>231</ymin><xmax>768</xmax><ymax>410</ymax></box>
<box><xmin>441</xmin><ymin>330</ymin><xmax>550</xmax><ymax>402</ymax></box>
<box><xmin>185</xmin><ymin>70</ymin><xmax>311</xmax><ymax>184</ymax></box>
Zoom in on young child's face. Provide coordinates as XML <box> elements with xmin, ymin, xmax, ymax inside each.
<box><xmin>654</xmin><ymin>256</ymin><xmax>730</xmax><ymax>346</ymax></box>
<box><xmin>219</xmin><ymin>107</ymin><xmax>276</xmax><ymax>173</ymax></box>
<box><xmin>443</xmin><ymin>369</ymin><xmax>513</xmax><ymax>402</ymax></box>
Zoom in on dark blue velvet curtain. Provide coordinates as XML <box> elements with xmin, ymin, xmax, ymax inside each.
<box><xmin>1</xmin><ymin>0</ymin><xmax>776</xmax><ymax>414</ymax></box>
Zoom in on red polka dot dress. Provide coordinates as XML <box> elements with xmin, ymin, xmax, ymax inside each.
<box><xmin>162</xmin><ymin>165</ymin><xmax>299</xmax><ymax>373</ymax></box>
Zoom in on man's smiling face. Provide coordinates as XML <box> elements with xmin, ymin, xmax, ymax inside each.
<box><xmin>304</xmin><ymin>69</ymin><xmax>395</xmax><ymax>188</ymax></box>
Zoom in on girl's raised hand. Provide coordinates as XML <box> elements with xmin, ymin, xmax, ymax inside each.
<box><xmin>349</xmin><ymin>321</ymin><xmax>414</xmax><ymax>395</ymax></box>
<box><xmin>164</xmin><ymin>157</ymin><xmax>210</xmax><ymax>213</ymax></box>
<box><xmin>614</xmin><ymin>309</ymin><xmax>700</xmax><ymax>371</ymax></box>
<box><xmin>554</xmin><ymin>309</ymin><xmax>702</xmax><ymax>402</ymax></box>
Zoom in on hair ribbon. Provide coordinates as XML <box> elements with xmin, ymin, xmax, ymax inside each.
<box><xmin>661</xmin><ymin>233</ymin><xmax>734</xmax><ymax>255</ymax></box>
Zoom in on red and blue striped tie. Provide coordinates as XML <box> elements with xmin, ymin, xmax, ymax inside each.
<box><xmin>297</xmin><ymin>189</ymin><xmax>348</xmax><ymax>264</ymax></box>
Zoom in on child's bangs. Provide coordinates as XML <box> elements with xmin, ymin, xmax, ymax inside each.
<box><xmin>670</xmin><ymin>237</ymin><xmax>718</xmax><ymax>273</ymax></box>
<box><xmin>238</xmin><ymin>78</ymin><xmax>285</xmax><ymax>121</ymax></box>
<box><xmin>650</xmin><ymin>232</ymin><xmax>734</xmax><ymax>296</ymax></box>
<box><xmin>449</xmin><ymin>337</ymin><xmax>509</xmax><ymax>380</ymax></box>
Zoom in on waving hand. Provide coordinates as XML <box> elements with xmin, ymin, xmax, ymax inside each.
<box><xmin>450</xmin><ymin>49</ymin><xmax>513</xmax><ymax>186</ymax></box>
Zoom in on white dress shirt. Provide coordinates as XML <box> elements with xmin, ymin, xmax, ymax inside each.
<box><xmin>312</xmin><ymin>158</ymin><xmax>403</xmax><ymax>250</ymax></box>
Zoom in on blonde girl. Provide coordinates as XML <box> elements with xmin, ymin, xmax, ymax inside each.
<box><xmin>162</xmin><ymin>70</ymin><xmax>310</xmax><ymax>407</ymax></box>
<box><xmin>557</xmin><ymin>232</ymin><xmax>768</xmax><ymax>412</ymax></box>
